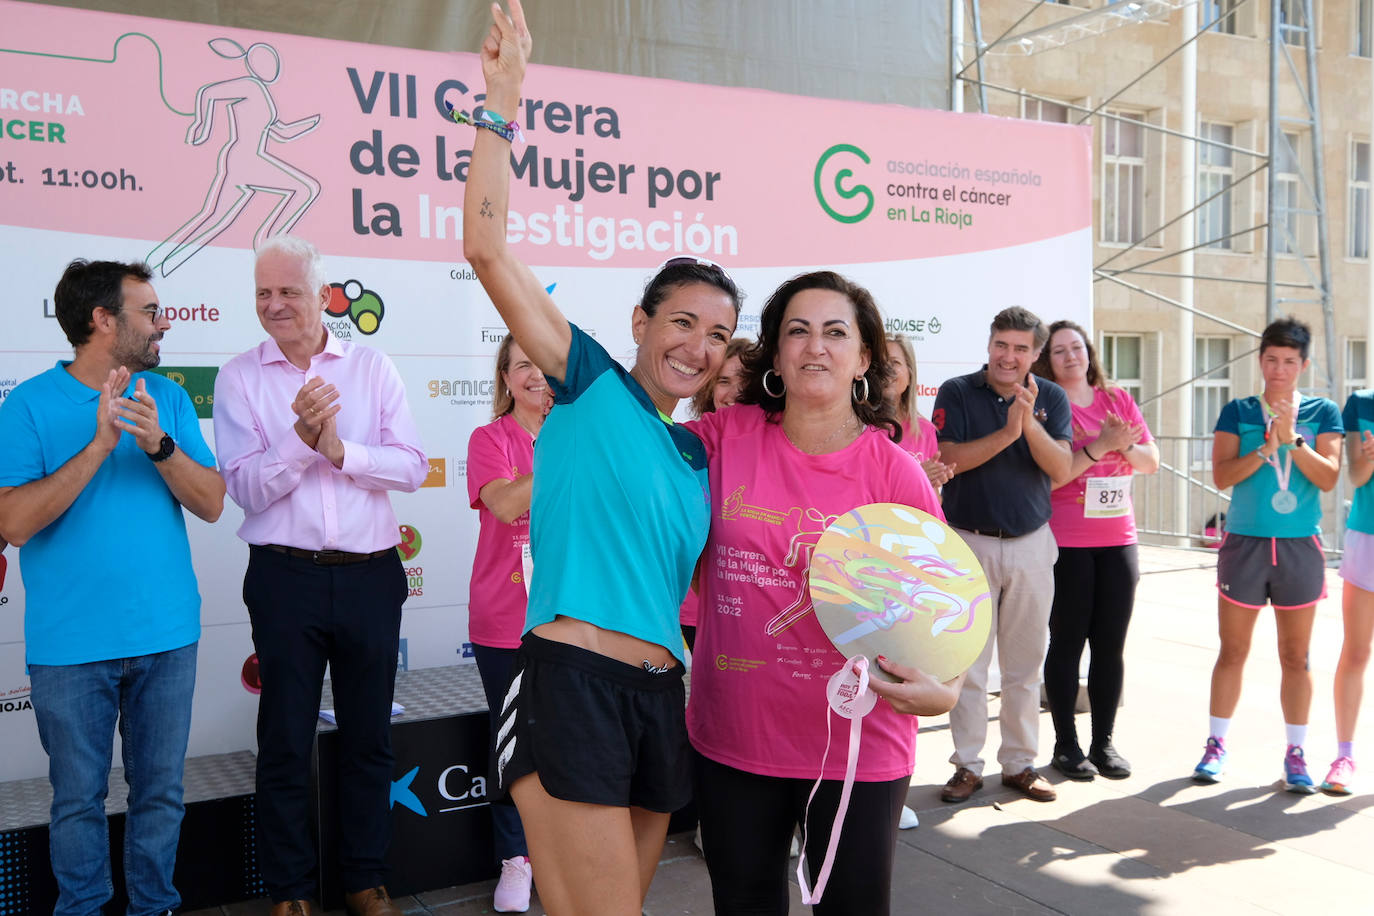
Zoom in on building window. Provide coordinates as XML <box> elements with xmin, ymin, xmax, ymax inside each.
<box><xmin>1194</xmin><ymin>337</ymin><xmax>1232</xmax><ymax>461</ymax></box>
<box><xmin>1357</xmin><ymin>0</ymin><xmax>1372</xmax><ymax>56</ymax></box>
<box><xmin>1274</xmin><ymin>131</ymin><xmax>1303</xmax><ymax>255</ymax></box>
<box><xmin>1347</xmin><ymin>339</ymin><xmax>1367</xmax><ymax>396</ymax></box>
<box><xmin>1198</xmin><ymin>122</ymin><xmax>1235</xmax><ymax>249</ymax></box>
<box><xmin>1279</xmin><ymin>0</ymin><xmax>1311</xmax><ymax>46</ymax></box>
<box><xmin>1024</xmin><ymin>97</ymin><xmax>1071</xmax><ymax>123</ymax></box>
<box><xmin>1102</xmin><ymin>334</ymin><xmax>1144</xmax><ymax>406</ymax></box>
<box><xmin>1103</xmin><ymin>111</ymin><xmax>1148</xmax><ymax>245</ymax></box>
<box><xmin>1205</xmin><ymin>0</ymin><xmax>1240</xmax><ymax>33</ymax></box>
<box><xmin>1351</xmin><ymin>139</ymin><xmax>1370</xmax><ymax>259</ymax></box>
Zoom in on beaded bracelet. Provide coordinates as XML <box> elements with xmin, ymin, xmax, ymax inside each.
<box><xmin>445</xmin><ymin>101</ymin><xmax>523</xmax><ymax>143</ymax></box>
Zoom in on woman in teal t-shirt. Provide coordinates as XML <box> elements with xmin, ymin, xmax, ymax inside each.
<box><xmin>1326</xmin><ymin>390</ymin><xmax>1374</xmax><ymax>794</ymax></box>
<box><xmin>1193</xmin><ymin>318</ymin><xmax>1342</xmax><ymax>792</ymax></box>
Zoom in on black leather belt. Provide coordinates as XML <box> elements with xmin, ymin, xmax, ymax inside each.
<box><xmin>964</xmin><ymin>527</ymin><xmax>1021</xmax><ymax>540</ymax></box>
<box><xmin>255</xmin><ymin>544</ymin><xmax>394</xmax><ymax>565</ymax></box>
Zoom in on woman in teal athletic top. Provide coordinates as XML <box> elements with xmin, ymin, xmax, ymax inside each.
<box><xmin>462</xmin><ymin>4</ymin><xmax>741</xmax><ymax>913</ymax></box>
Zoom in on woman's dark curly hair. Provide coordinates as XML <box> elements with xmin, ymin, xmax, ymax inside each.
<box><xmin>736</xmin><ymin>271</ymin><xmax>901</xmax><ymax>441</ymax></box>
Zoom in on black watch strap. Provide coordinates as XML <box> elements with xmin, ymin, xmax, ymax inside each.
<box><xmin>147</xmin><ymin>433</ymin><xmax>176</xmax><ymax>463</ymax></box>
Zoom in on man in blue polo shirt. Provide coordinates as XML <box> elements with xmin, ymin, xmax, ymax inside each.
<box><xmin>0</xmin><ymin>259</ymin><xmax>224</xmax><ymax>916</ymax></box>
<box><xmin>933</xmin><ymin>306</ymin><xmax>1072</xmax><ymax>804</ymax></box>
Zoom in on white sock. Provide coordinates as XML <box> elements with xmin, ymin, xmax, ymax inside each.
<box><xmin>1285</xmin><ymin>723</ymin><xmax>1307</xmax><ymax>749</ymax></box>
<box><xmin>1209</xmin><ymin>716</ymin><xmax>1231</xmax><ymax>741</ymax></box>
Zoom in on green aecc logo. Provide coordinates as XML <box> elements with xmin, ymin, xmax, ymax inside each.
<box><xmin>814</xmin><ymin>144</ymin><xmax>874</xmax><ymax>224</ymax></box>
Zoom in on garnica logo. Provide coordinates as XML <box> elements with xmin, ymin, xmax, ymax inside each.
<box><xmin>814</xmin><ymin>143</ymin><xmax>874</xmax><ymax>224</ymax></box>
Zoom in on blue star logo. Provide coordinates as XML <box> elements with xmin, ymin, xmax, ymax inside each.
<box><xmin>390</xmin><ymin>766</ymin><xmax>427</xmax><ymax>816</ymax></box>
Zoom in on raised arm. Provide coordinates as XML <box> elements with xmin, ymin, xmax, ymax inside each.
<box><xmin>1019</xmin><ymin>376</ymin><xmax>1072</xmax><ymax>482</ymax></box>
<box><xmin>462</xmin><ymin>0</ymin><xmax>571</xmax><ymax>382</ymax></box>
<box><xmin>113</xmin><ymin>378</ymin><xmax>224</xmax><ymax>522</ymax></box>
<box><xmin>934</xmin><ymin>382</ymin><xmax>1020</xmax><ymax>475</ymax></box>
<box><xmin>213</xmin><ymin>363</ymin><xmax>318</xmax><ymax>515</ymax></box>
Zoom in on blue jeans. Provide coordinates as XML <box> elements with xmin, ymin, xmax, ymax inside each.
<box><xmin>29</xmin><ymin>642</ymin><xmax>198</xmax><ymax>916</ymax></box>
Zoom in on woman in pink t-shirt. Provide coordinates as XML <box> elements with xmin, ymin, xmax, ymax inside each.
<box><xmin>1031</xmin><ymin>321</ymin><xmax>1159</xmax><ymax>783</ymax></box>
<box><xmin>680</xmin><ymin>338</ymin><xmax>753</xmax><ymax>652</ymax></box>
<box><xmin>465</xmin><ymin>336</ymin><xmax>548</xmax><ymax>909</ymax></box>
<box><xmin>883</xmin><ymin>333</ymin><xmax>954</xmax><ymax>489</ymax></box>
<box><xmin>689</xmin><ymin>272</ymin><xmax>962</xmax><ymax>916</ymax></box>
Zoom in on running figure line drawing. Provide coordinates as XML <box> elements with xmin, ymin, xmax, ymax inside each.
<box><xmin>719</xmin><ymin>484</ymin><xmax>839</xmax><ymax>637</ymax></box>
<box><xmin>146</xmin><ymin>38</ymin><xmax>321</xmax><ymax>277</ymax></box>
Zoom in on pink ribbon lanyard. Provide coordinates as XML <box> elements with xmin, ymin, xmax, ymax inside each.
<box><xmin>797</xmin><ymin>654</ymin><xmax>877</xmax><ymax>905</ymax></box>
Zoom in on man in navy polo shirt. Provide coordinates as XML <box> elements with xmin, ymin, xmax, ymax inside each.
<box><xmin>932</xmin><ymin>306</ymin><xmax>1072</xmax><ymax>803</ymax></box>
<box><xmin>0</xmin><ymin>259</ymin><xmax>224</xmax><ymax>916</ymax></box>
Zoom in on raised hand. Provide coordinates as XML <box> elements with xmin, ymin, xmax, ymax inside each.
<box><xmin>480</xmin><ymin>0</ymin><xmax>532</xmax><ymax>97</ymax></box>
<box><xmin>1094</xmin><ymin>412</ymin><xmax>1137</xmax><ymax>455</ymax></box>
<box><xmin>291</xmin><ymin>377</ymin><xmax>341</xmax><ymax>449</ymax></box>
<box><xmin>1007</xmin><ymin>376</ymin><xmax>1037</xmax><ymax>437</ymax></box>
<box><xmin>1272</xmin><ymin>397</ymin><xmax>1298</xmax><ymax>445</ymax></box>
<box><xmin>93</xmin><ymin>367</ymin><xmax>131</xmax><ymax>455</ymax></box>
<box><xmin>921</xmin><ymin>456</ymin><xmax>955</xmax><ymax>488</ymax></box>
<box><xmin>112</xmin><ymin>377</ymin><xmax>167</xmax><ymax>453</ymax></box>
<box><xmin>316</xmin><ymin>413</ymin><xmax>346</xmax><ymax>469</ymax></box>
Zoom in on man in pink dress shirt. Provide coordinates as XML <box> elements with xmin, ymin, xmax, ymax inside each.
<box><xmin>213</xmin><ymin>236</ymin><xmax>427</xmax><ymax>916</ymax></box>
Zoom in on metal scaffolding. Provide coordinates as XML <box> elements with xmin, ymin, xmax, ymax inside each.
<box><xmin>952</xmin><ymin>0</ymin><xmax>1341</xmax><ymax>549</ymax></box>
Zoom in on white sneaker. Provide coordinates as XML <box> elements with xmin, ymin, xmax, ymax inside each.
<box><xmin>899</xmin><ymin>805</ymin><xmax>919</xmax><ymax>829</ymax></box>
<box><xmin>494</xmin><ymin>855</ymin><xmax>532</xmax><ymax>913</ymax></box>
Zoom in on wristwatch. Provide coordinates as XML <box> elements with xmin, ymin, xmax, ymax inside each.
<box><xmin>1293</xmin><ymin>434</ymin><xmax>1306</xmax><ymax>449</ymax></box>
<box><xmin>146</xmin><ymin>433</ymin><xmax>176</xmax><ymax>463</ymax></box>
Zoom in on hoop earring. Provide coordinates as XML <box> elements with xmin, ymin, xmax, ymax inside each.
<box><xmin>762</xmin><ymin>369</ymin><xmax>785</xmax><ymax>398</ymax></box>
<box><xmin>853</xmin><ymin>375</ymin><xmax>870</xmax><ymax>404</ymax></box>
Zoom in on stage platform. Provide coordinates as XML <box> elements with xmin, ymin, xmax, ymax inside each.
<box><xmin>0</xmin><ymin>664</ymin><xmax>494</xmax><ymax>913</ymax></box>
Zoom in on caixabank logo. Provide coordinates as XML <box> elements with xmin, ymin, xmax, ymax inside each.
<box><xmin>150</xmin><ymin>366</ymin><xmax>219</xmax><ymax>419</ymax></box>
<box><xmin>390</xmin><ymin>759</ymin><xmax>489</xmax><ymax>817</ymax></box>
<box><xmin>326</xmin><ymin>279</ymin><xmax>386</xmax><ymax>337</ymax></box>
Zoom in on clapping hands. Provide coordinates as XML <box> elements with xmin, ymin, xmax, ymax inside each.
<box><xmin>1092</xmin><ymin>411</ymin><xmax>1143</xmax><ymax>458</ymax></box>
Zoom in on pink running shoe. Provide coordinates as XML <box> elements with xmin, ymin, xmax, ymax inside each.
<box><xmin>1321</xmin><ymin>756</ymin><xmax>1355</xmax><ymax>796</ymax></box>
<box><xmin>494</xmin><ymin>855</ymin><xmax>532</xmax><ymax>913</ymax></box>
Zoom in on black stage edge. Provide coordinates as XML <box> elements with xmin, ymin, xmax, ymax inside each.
<box><xmin>314</xmin><ymin>664</ymin><xmax>496</xmax><ymax>909</ymax></box>
<box><xmin>0</xmin><ymin>664</ymin><xmax>696</xmax><ymax>912</ymax></box>
<box><xmin>0</xmin><ymin>751</ymin><xmax>264</xmax><ymax>914</ymax></box>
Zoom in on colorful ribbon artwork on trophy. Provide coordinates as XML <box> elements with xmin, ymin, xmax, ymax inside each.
<box><xmin>809</xmin><ymin>503</ymin><xmax>991</xmax><ymax>682</ymax></box>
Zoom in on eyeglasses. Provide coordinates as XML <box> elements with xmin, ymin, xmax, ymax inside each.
<box><xmin>655</xmin><ymin>255</ymin><xmax>734</xmax><ymax>284</ymax></box>
<box><xmin>110</xmin><ymin>305</ymin><xmax>168</xmax><ymax>322</ymax></box>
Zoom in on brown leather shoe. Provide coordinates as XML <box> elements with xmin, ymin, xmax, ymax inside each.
<box><xmin>344</xmin><ymin>886</ymin><xmax>403</xmax><ymax>916</ymax></box>
<box><xmin>269</xmin><ymin>902</ymin><xmax>312</xmax><ymax>916</ymax></box>
<box><xmin>1001</xmin><ymin>766</ymin><xmax>1057</xmax><ymax>801</ymax></box>
<box><xmin>940</xmin><ymin>766</ymin><xmax>984</xmax><ymax>802</ymax></box>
